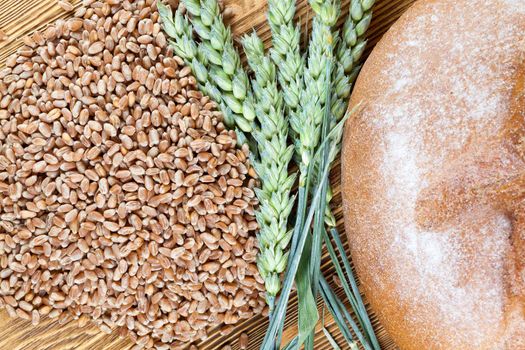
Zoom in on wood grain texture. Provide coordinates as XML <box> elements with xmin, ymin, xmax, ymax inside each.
<box><xmin>0</xmin><ymin>0</ymin><xmax>416</xmax><ymax>349</ymax></box>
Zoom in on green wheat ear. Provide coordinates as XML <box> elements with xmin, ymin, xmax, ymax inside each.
<box><xmin>324</xmin><ymin>0</ymin><xmax>376</xmax><ymax>227</ymax></box>
<box><xmin>159</xmin><ymin>0</ymin><xmax>256</xmax><ymax>133</ymax></box>
<box><xmin>242</xmin><ymin>32</ymin><xmax>297</xmax><ymax>306</ymax></box>
<box><xmin>290</xmin><ymin>1</ymin><xmax>340</xmax><ymax>186</ymax></box>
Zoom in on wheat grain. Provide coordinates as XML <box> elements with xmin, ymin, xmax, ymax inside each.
<box><xmin>239</xmin><ymin>332</ymin><xmax>250</xmax><ymax>349</ymax></box>
<box><xmin>0</xmin><ymin>30</ymin><xmax>8</xmax><ymax>42</ymax></box>
<box><xmin>0</xmin><ymin>0</ymin><xmax>266</xmax><ymax>349</ymax></box>
<box><xmin>57</xmin><ymin>0</ymin><xmax>74</xmax><ymax>12</ymax></box>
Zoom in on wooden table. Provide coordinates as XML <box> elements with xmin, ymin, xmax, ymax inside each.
<box><xmin>0</xmin><ymin>0</ymin><xmax>415</xmax><ymax>349</ymax></box>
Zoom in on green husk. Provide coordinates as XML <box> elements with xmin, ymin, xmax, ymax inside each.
<box><xmin>159</xmin><ymin>0</ymin><xmax>256</xmax><ymax>133</ymax></box>
<box><xmin>289</xmin><ymin>0</ymin><xmax>339</xmax><ymax>181</ymax></box>
<box><xmin>242</xmin><ymin>32</ymin><xmax>297</xmax><ymax>307</ymax></box>
<box><xmin>267</xmin><ymin>0</ymin><xmax>304</xmax><ymax>117</ymax></box>
<box><xmin>262</xmin><ymin>107</ymin><xmax>355</xmax><ymax>350</ymax></box>
<box><xmin>337</xmin><ymin>0</ymin><xmax>375</xmax><ymax>76</ymax></box>
<box><xmin>324</xmin><ymin>0</ymin><xmax>376</xmax><ymax>227</ymax></box>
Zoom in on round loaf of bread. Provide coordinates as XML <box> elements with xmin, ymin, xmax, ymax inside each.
<box><xmin>342</xmin><ymin>0</ymin><xmax>525</xmax><ymax>349</ymax></box>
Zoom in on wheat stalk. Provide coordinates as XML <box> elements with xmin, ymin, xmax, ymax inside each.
<box><xmin>160</xmin><ymin>0</ymin><xmax>297</xmax><ymax>307</ymax></box>
<box><xmin>241</xmin><ymin>33</ymin><xmax>297</xmax><ymax>307</ymax></box>
<box><xmin>289</xmin><ymin>0</ymin><xmax>340</xmax><ymax>187</ymax></box>
<box><xmin>322</xmin><ymin>0</ymin><xmax>376</xmax><ymax>227</ymax></box>
<box><xmin>287</xmin><ymin>0</ymin><xmax>339</xmax><ymax>299</ymax></box>
<box><xmin>332</xmin><ymin>0</ymin><xmax>374</xmax><ymax>110</ymax></box>
<box><xmin>337</xmin><ymin>0</ymin><xmax>374</xmax><ymax>75</ymax></box>
<box><xmin>182</xmin><ymin>0</ymin><xmax>298</xmax><ymax>307</ymax></box>
<box><xmin>282</xmin><ymin>2</ymin><xmax>342</xmax><ymax>348</ymax></box>
<box><xmin>331</xmin><ymin>0</ymin><xmax>375</xmax><ymax>121</ymax></box>
<box><xmin>158</xmin><ymin>3</ymin><xmax>238</xmax><ymax>131</ymax></box>
<box><xmin>267</xmin><ymin>0</ymin><xmax>304</xmax><ymax>119</ymax></box>
<box><xmin>160</xmin><ymin>1</ymin><xmax>380</xmax><ymax>347</ymax></box>
<box><xmin>160</xmin><ymin>0</ymin><xmax>256</xmax><ymax>133</ymax></box>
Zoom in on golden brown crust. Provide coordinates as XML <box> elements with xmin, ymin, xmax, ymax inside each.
<box><xmin>342</xmin><ymin>0</ymin><xmax>525</xmax><ymax>349</ymax></box>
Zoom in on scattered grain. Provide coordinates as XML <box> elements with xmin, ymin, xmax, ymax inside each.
<box><xmin>0</xmin><ymin>30</ymin><xmax>8</xmax><ymax>42</ymax></box>
<box><xmin>57</xmin><ymin>0</ymin><xmax>74</xmax><ymax>11</ymax></box>
<box><xmin>239</xmin><ymin>332</ymin><xmax>249</xmax><ymax>349</ymax></box>
<box><xmin>0</xmin><ymin>0</ymin><xmax>265</xmax><ymax>349</ymax></box>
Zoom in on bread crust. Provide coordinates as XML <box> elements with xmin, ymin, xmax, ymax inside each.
<box><xmin>342</xmin><ymin>1</ymin><xmax>525</xmax><ymax>349</ymax></box>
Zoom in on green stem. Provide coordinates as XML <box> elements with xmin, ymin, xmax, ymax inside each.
<box><xmin>302</xmin><ymin>63</ymin><xmax>332</xmax><ymax>350</ymax></box>
<box><xmin>319</xmin><ymin>275</ymin><xmax>368</xmax><ymax>350</ymax></box>
<box><xmin>290</xmin><ymin>186</ymin><xmax>307</xmax><ymax>257</ymax></box>
<box><xmin>329</xmin><ymin>228</ymin><xmax>380</xmax><ymax>350</ymax></box>
<box><xmin>261</xmin><ymin>158</ymin><xmax>332</xmax><ymax>349</ymax></box>
<box><xmin>323</xmin><ymin>230</ymin><xmax>365</xmax><ymax>326</ymax></box>
<box><xmin>277</xmin><ymin>185</ymin><xmax>307</xmax><ymax>349</ymax></box>
<box><xmin>310</xmin><ymin>61</ymin><xmax>333</xmax><ymax>295</ymax></box>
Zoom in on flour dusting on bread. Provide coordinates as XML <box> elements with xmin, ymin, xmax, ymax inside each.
<box><xmin>342</xmin><ymin>0</ymin><xmax>525</xmax><ymax>349</ymax></box>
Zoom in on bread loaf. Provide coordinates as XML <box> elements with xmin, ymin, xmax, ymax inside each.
<box><xmin>342</xmin><ymin>0</ymin><xmax>525</xmax><ymax>349</ymax></box>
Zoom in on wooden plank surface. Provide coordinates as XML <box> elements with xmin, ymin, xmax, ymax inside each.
<box><xmin>0</xmin><ymin>0</ymin><xmax>417</xmax><ymax>349</ymax></box>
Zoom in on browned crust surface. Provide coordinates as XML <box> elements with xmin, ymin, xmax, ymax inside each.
<box><xmin>343</xmin><ymin>0</ymin><xmax>525</xmax><ymax>349</ymax></box>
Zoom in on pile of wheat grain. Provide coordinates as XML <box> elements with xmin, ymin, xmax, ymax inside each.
<box><xmin>0</xmin><ymin>0</ymin><xmax>265</xmax><ymax>348</ymax></box>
